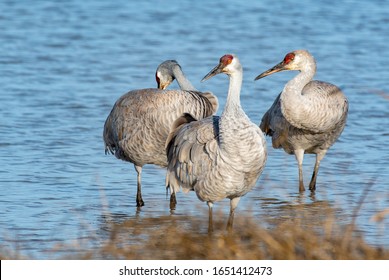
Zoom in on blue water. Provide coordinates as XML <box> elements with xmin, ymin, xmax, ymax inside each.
<box><xmin>1</xmin><ymin>0</ymin><xmax>388</xmax><ymax>259</ymax></box>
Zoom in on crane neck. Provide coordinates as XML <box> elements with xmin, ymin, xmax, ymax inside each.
<box><xmin>218</xmin><ymin>65</ymin><xmax>253</xmax><ymax>157</ymax></box>
<box><xmin>284</xmin><ymin>62</ymin><xmax>316</xmax><ymax>94</ymax></box>
<box><xmin>222</xmin><ymin>67</ymin><xmax>243</xmax><ymax>117</ymax></box>
<box><xmin>280</xmin><ymin>61</ymin><xmax>319</xmax><ymax>130</ymax></box>
<box><xmin>172</xmin><ymin>65</ymin><xmax>197</xmax><ymax>91</ymax></box>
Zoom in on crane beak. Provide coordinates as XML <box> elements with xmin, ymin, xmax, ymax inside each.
<box><xmin>254</xmin><ymin>61</ymin><xmax>286</xmax><ymax>80</ymax></box>
<box><xmin>158</xmin><ymin>82</ymin><xmax>169</xmax><ymax>90</ymax></box>
<box><xmin>201</xmin><ymin>63</ymin><xmax>223</xmax><ymax>82</ymax></box>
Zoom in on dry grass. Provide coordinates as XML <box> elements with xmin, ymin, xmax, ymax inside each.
<box><xmin>1</xmin><ymin>183</ymin><xmax>388</xmax><ymax>260</ymax></box>
<box><xmin>1</xmin><ymin>212</ymin><xmax>388</xmax><ymax>260</ymax></box>
<box><xmin>44</xmin><ymin>211</ymin><xmax>387</xmax><ymax>260</ymax></box>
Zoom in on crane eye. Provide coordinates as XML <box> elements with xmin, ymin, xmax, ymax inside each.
<box><xmin>283</xmin><ymin>53</ymin><xmax>295</xmax><ymax>64</ymax></box>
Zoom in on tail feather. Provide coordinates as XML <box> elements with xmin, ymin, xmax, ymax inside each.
<box><xmin>165</xmin><ymin>113</ymin><xmax>198</xmax><ymax>196</ymax></box>
<box><xmin>165</xmin><ymin>113</ymin><xmax>197</xmax><ymax>154</ymax></box>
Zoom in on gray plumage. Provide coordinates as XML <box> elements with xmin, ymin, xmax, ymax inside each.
<box><xmin>155</xmin><ymin>60</ymin><xmax>198</xmax><ymax>91</ymax></box>
<box><xmin>255</xmin><ymin>50</ymin><xmax>348</xmax><ymax>192</ymax></box>
<box><xmin>103</xmin><ymin>60</ymin><xmax>218</xmax><ymax>207</ymax></box>
<box><xmin>166</xmin><ymin>54</ymin><xmax>267</xmax><ymax>231</ymax></box>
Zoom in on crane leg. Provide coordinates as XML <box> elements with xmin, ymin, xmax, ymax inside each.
<box><xmin>227</xmin><ymin>197</ymin><xmax>241</xmax><ymax>231</ymax></box>
<box><xmin>134</xmin><ymin>165</ymin><xmax>145</xmax><ymax>207</ymax></box>
<box><xmin>169</xmin><ymin>192</ymin><xmax>177</xmax><ymax>210</ymax></box>
<box><xmin>309</xmin><ymin>152</ymin><xmax>326</xmax><ymax>191</ymax></box>
<box><xmin>294</xmin><ymin>149</ymin><xmax>305</xmax><ymax>192</ymax></box>
<box><xmin>207</xmin><ymin>201</ymin><xmax>214</xmax><ymax>234</ymax></box>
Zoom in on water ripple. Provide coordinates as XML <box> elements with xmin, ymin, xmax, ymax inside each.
<box><xmin>0</xmin><ymin>0</ymin><xmax>388</xmax><ymax>258</ymax></box>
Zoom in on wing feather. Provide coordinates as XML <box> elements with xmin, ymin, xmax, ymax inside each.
<box><xmin>260</xmin><ymin>93</ymin><xmax>289</xmax><ymax>149</ymax></box>
<box><xmin>166</xmin><ymin>115</ymin><xmax>219</xmax><ymax>195</ymax></box>
<box><xmin>104</xmin><ymin>88</ymin><xmax>218</xmax><ymax>167</ymax></box>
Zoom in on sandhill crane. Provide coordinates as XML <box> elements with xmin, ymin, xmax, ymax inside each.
<box><xmin>166</xmin><ymin>54</ymin><xmax>267</xmax><ymax>231</ymax></box>
<box><xmin>104</xmin><ymin>61</ymin><xmax>218</xmax><ymax>207</ymax></box>
<box><xmin>254</xmin><ymin>50</ymin><xmax>348</xmax><ymax>192</ymax></box>
<box><xmin>155</xmin><ymin>60</ymin><xmax>197</xmax><ymax>91</ymax></box>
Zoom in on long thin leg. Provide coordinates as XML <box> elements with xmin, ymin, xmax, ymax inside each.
<box><xmin>226</xmin><ymin>197</ymin><xmax>241</xmax><ymax>231</ymax></box>
<box><xmin>294</xmin><ymin>149</ymin><xmax>305</xmax><ymax>192</ymax></box>
<box><xmin>309</xmin><ymin>151</ymin><xmax>326</xmax><ymax>191</ymax></box>
<box><xmin>207</xmin><ymin>201</ymin><xmax>213</xmax><ymax>233</ymax></box>
<box><xmin>169</xmin><ymin>192</ymin><xmax>177</xmax><ymax>210</ymax></box>
<box><xmin>134</xmin><ymin>165</ymin><xmax>144</xmax><ymax>207</ymax></box>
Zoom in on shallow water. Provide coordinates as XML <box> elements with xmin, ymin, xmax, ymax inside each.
<box><xmin>0</xmin><ymin>0</ymin><xmax>388</xmax><ymax>259</ymax></box>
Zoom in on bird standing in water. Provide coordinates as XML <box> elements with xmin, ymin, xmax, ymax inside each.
<box><xmin>255</xmin><ymin>50</ymin><xmax>348</xmax><ymax>192</ymax></box>
<box><xmin>104</xmin><ymin>61</ymin><xmax>218</xmax><ymax>207</ymax></box>
<box><xmin>166</xmin><ymin>54</ymin><xmax>267</xmax><ymax>231</ymax></box>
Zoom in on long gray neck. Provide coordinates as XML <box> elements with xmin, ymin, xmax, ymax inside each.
<box><xmin>172</xmin><ymin>65</ymin><xmax>197</xmax><ymax>91</ymax></box>
<box><xmin>219</xmin><ymin>65</ymin><xmax>252</xmax><ymax>159</ymax></box>
<box><xmin>284</xmin><ymin>61</ymin><xmax>315</xmax><ymax>95</ymax></box>
<box><xmin>280</xmin><ymin>61</ymin><xmax>317</xmax><ymax>129</ymax></box>
<box><xmin>222</xmin><ymin>67</ymin><xmax>243</xmax><ymax>118</ymax></box>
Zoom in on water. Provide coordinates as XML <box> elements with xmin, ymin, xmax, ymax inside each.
<box><xmin>0</xmin><ymin>0</ymin><xmax>388</xmax><ymax>259</ymax></box>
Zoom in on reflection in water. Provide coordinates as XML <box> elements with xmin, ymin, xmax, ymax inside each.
<box><xmin>254</xmin><ymin>193</ymin><xmax>342</xmax><ymax>230</ymax></box>
<box><xmin>89</xmin><ymin>190</ymin><xmax>389</xmax><ymax>260</ymax></box>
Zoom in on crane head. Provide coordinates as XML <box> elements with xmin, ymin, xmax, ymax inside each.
<box><xmin>254</xmin><ymin>50</ymin><xmax>315</xmax><ymax>80</ymax></box>
<box><xmin>201</xmin><ymin>54</ymin><xmax>239</xmax><ymax>82</ymax></box>
<box><xmin>156</xmin><ymin>60</ymin><xmax>179</xmax><ymax>90</ymax></box>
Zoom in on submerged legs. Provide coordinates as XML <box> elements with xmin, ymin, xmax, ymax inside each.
<box><xmin>308</xmin><ymin>152</ymin><xmax>326</xmax><ymax>191</ymax></box>
<box><xmin>207</xmin><ymin>201</ymin><xmax>214</xmax><ymax>233</ymax></box>
<box><xmin>294</xmin><ymin>149</ymin><xmax>305</xmax><ymax>192</ymax></box>
<box><xmin>206</xmin><ymin>197</ymin><xmax>241</xmax><ymax>232</ymax></box>
<box><xmin>226</xmin><ymin>197</ymin><xmax>241</xmax><ymax>231</ymax></box>
<box><xmin>294</xmin><ymin>149</ymin><xmax>327</xmax><ymax>192</ymax></box>
<box><xmin>169</xmin><ymin>192</ymin><xmax>177</xmax><ymax>210</ymax></box>
<box><xmin>134</xmin><ymin>165</ymin><xmax>145</xmax><ymax>207</ymax></box>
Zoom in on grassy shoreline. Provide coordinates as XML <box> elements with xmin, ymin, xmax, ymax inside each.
<box><xmin>2</xmin><ymin>212</ymin><xmax>387</xmax><ymax>260</ymax></box>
